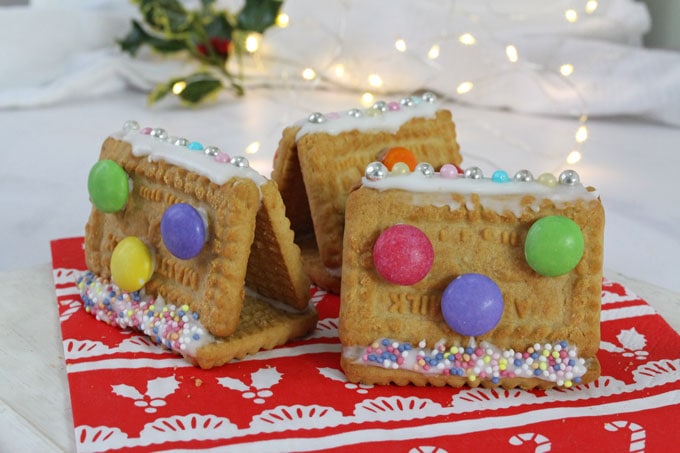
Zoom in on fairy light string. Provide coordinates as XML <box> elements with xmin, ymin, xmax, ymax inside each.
<box><xmin>238</xmin><ymin>1</ymin><xmax>603</xmax><ymax>170</ymax></box>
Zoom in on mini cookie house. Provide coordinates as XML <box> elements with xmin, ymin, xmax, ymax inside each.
<box><xmin>339</xmin><ymin>161</ymin><xmax>605</xmax><ymax>389</ymax></box>
<box><xmin>272</xmin><ymin>93</ymin><xmax>462</xmax><ymax>292</ymax></box>
<box><xmin>82</xmin><ymin>122</ymin><xmax>315</xmax><ymax>368</ymax></box>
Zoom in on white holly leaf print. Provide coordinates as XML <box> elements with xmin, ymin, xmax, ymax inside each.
<box><xmin>217</xmin><ymin>376</ymin><xmax>250</xmax><ymax>392</ymax></box>
<box><xmin>251</xmin><ymin>367</ymin><xmax>282</xmax><ymax>390</ymax></box>
<box><xmin>617</xmin><ymin>328</ymin><xmax>647</xmax><ymax>351</ymax></box>
<box><xmin>146</xmin><ymin>376</ymin><xmax>180</xmax><ymax>399</ymax></box>
<box><xmin>112</xmin><ymin>384</ymin><xmax>144</xmax><ymax>400</ymax></box>
<box><xmin>318</xmin><ymin>367</ymin><xmax>348</xmax><ymax>383</ymax></box>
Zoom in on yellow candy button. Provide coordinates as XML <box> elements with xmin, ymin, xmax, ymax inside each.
<box><xmin>111</xmin><ymin>236</ymin><xmax>154</xmax><ymax>292</ymax></box>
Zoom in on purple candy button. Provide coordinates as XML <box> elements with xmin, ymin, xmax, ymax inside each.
<box><xmin>441</xmin><ymin>273</ymin><xmax>504</xmax><ymax>337</ymax></box>
<box><xmin>161</xmin><ymin>203</ymin><xmax>206</xmax><ymax>260</ymax></box>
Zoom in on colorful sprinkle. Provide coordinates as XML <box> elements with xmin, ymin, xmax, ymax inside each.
<box><xmin>76</xmin><ymin>271</ymin><xmax>213</xmax><ymax>357</ymax></box>
<box><xmin>351</xmin><ymin>338</ymin><xmax>588</xmax><ymax>387</ymax></box>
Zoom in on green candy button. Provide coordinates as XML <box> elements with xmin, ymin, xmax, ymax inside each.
<box><xmin>87</xmin><ymin>160</ymin><xmax>129</xmax><ymax>213</ymax></box>
<box><xmin>525</xmin><ymin>215</ymin><xmax>584</xmax><ymax>277</ymax></box>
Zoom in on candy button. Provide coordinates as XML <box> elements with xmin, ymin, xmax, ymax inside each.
<box><xmin>373</xmin><ymin>224</ymin><xmax>434</xmax><ymax>285</ymax></box>
<box><xmin>380</xmin><ymin>147</ymin><xmax>418</xmax><ymax>171</ymax></box>
<box><xmin>87</xmin><ymin>159</ymin><xmax>129</xmax><ymax>213</ymax></box>
<box><xmin>110</xmin><ymin>236</ymin><xmax>154</xmax><ymax>292</ymax></box>
<box><xmin>441</xmin><ymin>273</ymin><xmax>504</xmax><ymax>337</ymax></box>
<box><xmin>161</xmin><ymin>203</ymin><xmax>207</xmax><ymax>260</ymax></box>
<box><xmin>524</xmin><ymin>215</ymin><xmax>584</xmax><ymax>276</ymax></box>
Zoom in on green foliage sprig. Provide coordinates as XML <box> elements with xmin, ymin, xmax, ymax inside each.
<box><xmin>119</xmin><ymin>0</ymin><xmax>283</xmax><ymax>105</ymax></box>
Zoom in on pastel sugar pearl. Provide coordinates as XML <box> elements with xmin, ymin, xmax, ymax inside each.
<box><xmin>537</xmin><ymin>173</ymin><xmax>558</xmax><ymax>187</ymax></box>
<box><xmin>441</xmin><ymin>273</ymin><xmax>504</xmax><ymax>337</ymax></box>
<box><xmin>161</xmin><ymin>203</ymin><xmax>207</xmax><ymax>260</ymax></box>
<box><xmin>373</xmin><ymin>224</ymin><xmax>434</xmax><ymax>285</ymax></box>
<box><xmin>87</xmin><ymin>159</ymin><xmax>129</xmax><ymax>213</ymax></box>
<box><xmin>440</xmin><ymin>164</ymin><xmax>459</xmax><ymax>178</ymax></box>
<box><xmin>391</xmin><ymin>162</ymin><xmax>411</xmax><ymax>175</ymax></box>
<box><xmin>524</xmin><ymin>215</ymin><xmax>584</xmax><ymax>276</ymax></box>
<box><xmin>492</xmin><ymin>170</ymin><xmax>510</xmax><ymax>183</ymax></box>
<box><xmin>110</xmin><ymin>236</ymin><xmax>154</xmax><ymax>292</ymax></box>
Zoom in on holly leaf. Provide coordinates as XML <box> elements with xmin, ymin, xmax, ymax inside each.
<box><xmin>177</xmin><ymin>73</ymin><xmax>224</xmax><ymax>104</ymax></box>
<box><xmin>237</xmin><ymin>0</ymin><xmax>282</xmax><ymax>33</ymax></box>
<box><xmin>119</xmin><ymin>20</ymin><xmax>186</xmax><ymax>55</ymax></box>
<box><xmin>136</xmin><ymin>0</ymin><xmax>192</xmax><ymax>35</ymax></box>
<box><xmin>251</xmin><ymin>367</ymin><xmax>282</xmax><ymax>390</ymax></box>
<box><xmin>147</xmin><ymin>79</ymin><xmax>175</xmax><ymax>105</ymax></box>
<box><xmin>111</xmin><ymin>384</ymin><xmax>144</xmax><ymax>400</ymax></box>
<box><xmin>146</xmin><ymin>376</ymin><xmax>180</xmax><ymax>399</ymax></box>
<box><xmin>217</xmin><ymin>376</ymin><xmax>250</xmax><ymax>392</ymax></box>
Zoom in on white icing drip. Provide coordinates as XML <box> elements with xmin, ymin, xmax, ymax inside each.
<box><xmin>362</xmin><ymin>172</ymin><xmax>598</xmax><ymax>216</ymax></box>
<box><xmin>113</xmin><ymin>129</ymin><xmax>267</xmax><ymax>187</ymax></box>
<box><xmin>294</xmin><ymin>101</ymin><xmax>440</xmax><ymax>141</ymax></box>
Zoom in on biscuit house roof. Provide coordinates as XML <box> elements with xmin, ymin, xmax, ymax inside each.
<box><xmin>84</xmin><ymin>123</ymin><xmax>312</xmax><ymax>341</ymax></box>
<box><xmin>272</xmin><ymin>93</ymin><xmax>462</xmax><ymax>292</ymax></box>
<box><xmin>339</xmin><ymin>163</ymin><xmax>604</xmax><ymax>389</ymax></box>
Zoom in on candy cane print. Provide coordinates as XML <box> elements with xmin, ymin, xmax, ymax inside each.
<box><xmin>508</xmin><ymin>432</ymin><xmax>551</xmax><ymax>452</ymax></box>
<box><xmin>604</xmin><ymin>420</ymin><xmax>646</xmax><ymax>452</ymax></box>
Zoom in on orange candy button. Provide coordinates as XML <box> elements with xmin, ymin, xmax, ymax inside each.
<box><xmin>380</xmin><ymin>147</ymin><xmax>418</xmax><ymax>171</ymax></box>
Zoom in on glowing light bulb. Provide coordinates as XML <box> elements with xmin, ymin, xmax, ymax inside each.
<box><xmin>565</xmin><ymin>9</ymin><xmax>579</xmax><ymax>23</ymax></box>
<box><xmin>428</xmin><ymin>44</ymin><xmax>440</xmax><ymax>60</ymax></box>
<box><xmin>172</xmin><ymin>81</ymin><xmax>186</xmax><ymax>95</ymax></box>
<box><xmin>361</xmin><ymin>92</ymin><xmax>374</xmax><ymax>107</ymax></box>
<box><xmin>245</xmin><ymin>141</ymin><xmax>260</xmax><ymax>155</ymax></box>
<box><xmin>334</xmin><ymin>64</ymin><xmax>345</xmax><ymax>78</ymax></box>
<box><xmin>456</xmin><ymin>81</ymin><xmax>474</xmax><ymax>94</ymax></box>
<box><xmin>585</xmin><ymin>1</ymin><xmax>599</xmax><ymax>14</ymax></box>
<box><xmin>302</xmin><ymin>68</ymin><xmax>317</xmax><ymax>80</ymax></box>
<box><xmin>368</xmin><ymin>74</ymin><xmax>383</xmax><ymax>88</ymax></box>
<box><xmin>245</xmin><ymin>33</ymin><xmax>260</xmax><ymax>53</ymax></box>
<box><xmin>395</xmin><ymin>39</ymin><xmax>407</xmax><ymax>52</ymax></box>
<box><xmin>566</xmin><ymin>150</ymin><xmax>582</xmax><ymax>165</ymax></box>
<box><xmin>459</xmin><ymin>33</ymin><xmax>476</xmax><ymax>45</ymax></box>
<box><xmin>575</xmin><ymin>125</ymin><xmax>588</xmax><ymax>143</ymax></box>
<box><xmin>276</xmin><ymin>13</ymin><xmax>290</xmax><ymax>28</ymax></box>
<box><xmin>560</xmin><ymin>64</ymin><xmax>574</xmax><ymax>76</ymax></box>
<box><xmin>506</xmin><ymin>45</ymin><xmax>519</xmax><ymax>63</ymax></box>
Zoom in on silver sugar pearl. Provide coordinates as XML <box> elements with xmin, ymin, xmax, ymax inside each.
<box><xmin>308</xmin><ymin>112</ymin><xmax>326</xmax><ymax>124</ymax></box>
<box><xmin>372</xmin><ymin>101</ymin><xmax>388</xmax><ymax>112</ymax></box>
<box><xmin>365</xmin><ymin>161</ymin><xmax>388</xmax><ymax>181</ymax></box>
<box><xmin>347</xmin><ymin>108</ymin><xmax>363</xmax><ymax>118</ymax></box>
<box><xmin>464</xmin><ymin>166</ymin><xmax>484</xmax><ymax>179</ymax></box>
<box><xmin>230</xmin><ymin>156</ymin><xmax>250</xmax><ymax>168</ymax></box>
<box><xmin>150</xmin><ymin>128</ymin><xmax>168</xmax><ymax>140</ymax></box>
<box><xmin>514</xmin><ymin>169</ymin><xmax>534</xmax><ymax>182</ymax></box>
<box><xmin>204</xmin><ymin>146</ymin><xmax>220</xmax><ymax>157</ymax></box>
<box><xmin>400</xmin><ymin>96</ymin><xmax>415</xmax><ymax>107</ymax></box>
<box><xmin>173</xmin><ymin>137</ymin><xmax>189</xmax><ymax>147</ymax></box>
<box><xmin>422</xmin><ymin>92</ymin><xmax>437</xmax><ymax>103</ymax></box>
<box><xmin>415</xmin><ymin>162</ymin><xmax>435</xmax><ymax>177</ymax></box>
<box><xmin>123</xmin><ymin>120</ymin><xmax>140</xmax><ymax>131</ymax></box>
<box><xmin>559</xmin><ymin>169</ymin><xmax>580</xmax><ymax>185</ymax></box>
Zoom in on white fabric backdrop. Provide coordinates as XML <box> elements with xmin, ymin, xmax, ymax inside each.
<box><xmin>1</xmin><ymin>0</ymin><xmax>679</xmax><ymax>125</ymax></box>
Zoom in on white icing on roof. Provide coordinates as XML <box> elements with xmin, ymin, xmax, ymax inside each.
<box><xmin>362</xmin><ymin>171</ymin><xmax>598</xmax><ymax>217</ymax></box>
<box><xmin>294</xmin><ymin>96</ymin><xmax>440</xmax><ymax>141</ymax></box>
<box><xmin>113</xmin><ymin>128</ymin><xmax>267</xmax><ymax>187</ymax></box>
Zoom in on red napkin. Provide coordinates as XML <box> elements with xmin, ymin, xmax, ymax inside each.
<box><xmin>51</xmin><ymin>237</ymin><xmax>680</xmax><ymax>452</ymax></box>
